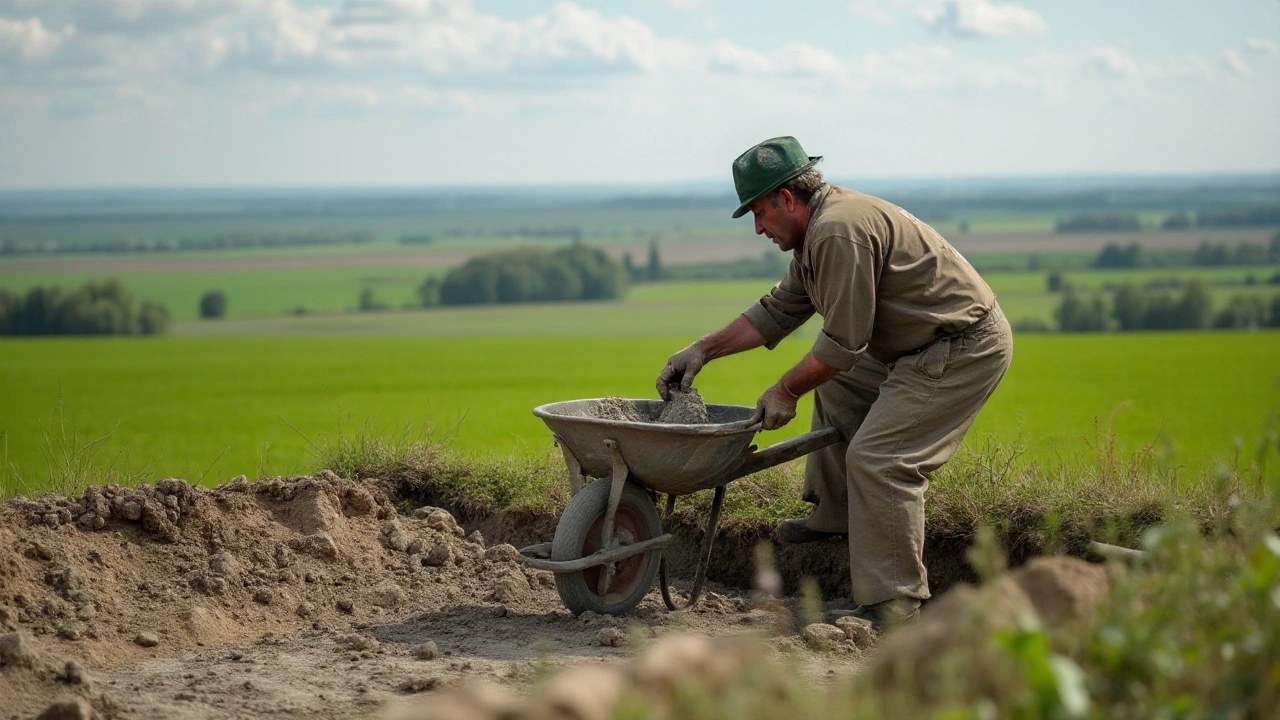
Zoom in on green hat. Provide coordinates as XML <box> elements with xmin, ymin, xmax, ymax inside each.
<box><xmin>730</xmin><ymin>136</ymin><xmax>822</xmax><ymax>219</ymax></box>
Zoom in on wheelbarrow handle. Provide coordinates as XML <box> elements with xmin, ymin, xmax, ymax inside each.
<box><xmin>716</xmin><ymin>426</ymin><xmax>843</xmax><ymax>484</ymax></box>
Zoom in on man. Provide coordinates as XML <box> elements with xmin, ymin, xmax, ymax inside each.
<box><xmin>656</xmin><ymin>136</ymin><xmax>1012</xmax><ymax>628</ymax></box>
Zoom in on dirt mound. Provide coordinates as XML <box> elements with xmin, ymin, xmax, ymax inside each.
<box><xmin>0</xmin><ymin>472</ymin><xmax>564</xmax><ymax>718</ymax></box>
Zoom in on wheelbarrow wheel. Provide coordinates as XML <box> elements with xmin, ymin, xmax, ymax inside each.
<box><xmin>551</xmin><ymin>478</ymin><xmax>663</xmax><ymax>616</ymax></box>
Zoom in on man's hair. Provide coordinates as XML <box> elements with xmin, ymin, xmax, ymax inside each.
<box><xmin>770</xmin><ymin>168</ymin><xmax>826</xmax><ymax>207</ymax></box>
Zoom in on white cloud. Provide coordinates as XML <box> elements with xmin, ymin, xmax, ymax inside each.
<box><xmin>918</xmin><ymin>0</ymin><xmax>1047</xmax><ymax>39</ymax></box>
<box><xmin>1222</xmin><ymin>49</ymin><xmax>1250</xmax><ymax>77</ymax></box>
<box><xmin>656</xmin><ymin>0</ymin><xmax>708</xmax><ymax>9</ymax></box>
<box><xmin>1245</xmin><ymin>37</ymin><xmax>1278</xmax><ymax>56</ymax></box>
<box><xmin>0</xmin><ymin>15</ymin><xmax>71</xmax><ymax>64</ymax></box>
<box><xmin>1082</xmin><ymin>46</ymin><xmax>1139</xmax><ymax>79</ymax></box>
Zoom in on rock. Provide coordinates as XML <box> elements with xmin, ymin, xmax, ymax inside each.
<box><xmin>423</xmin><ymin>508</ymin><xmax>457</xmax><ymax>529</ymax></box>
<box><xmin>342</xmin><ymin>487</ymin><xmax>376</xmax><ymax>516</ymax></box>
<box><xmin>597</xmin><ymin>627</ymin><xmax>626</xmax><ymax>647</ymax></box>
<box><xmin>1009</xmin><ymin>556</ymin><xmax>1109</xmax><ymax>627</ymax></box>
<box><xmin>119</xmin><ymin>501</ymin><xmax>143</xmax><ymax>522</ymax></box>
<box><xmin>413</xmin><ymin>641</ymin><xmax>439</xmax><ymax>660</ymax></box>
<box><xmin>802</xmin><ymin>623</ymin><xmax>845</xmax><ymax>650</ymax></box>
<box><xmin>252</xmin><ymin>589</ymin><xmax>273</xmax><ymax>605</ymax></box>
<box><xmin>406</xmin><ymin>538</ymin><xmax>426</xmax><ymax>555</ymax></box>
<box><xmin>484</xmin><ymin>544</ymin><xmax>520</xmax><ymax>564</ymax></box>
<box><xmin>273</xmin><ymin>544</ymin><xmax>297</xmax><ymax>569</ymax></box>
<box><xmin>534</xmin><ymin>665</ymin><xmax>625</xmax><ymax>720</ymax></box>
<box><xmin>337</xmin><ymin>633</ymin><xmax>379</xmax><ymax>652</ymax></box>
<box><xmin>76</xmin><ymin>603</ymin><xmax>97</xmax><ymax>621</ymax></box>
<box><xmin>371</xmin><ymin>583</ymin><xmax>407</xmax><ymax>608</ymax></box>
<box><xmin>421</xmin><ymin>541</ymin><xmax>453</xmax><ymax>567</ymax></box>
<box><xmin>834</xmin><ymin>615</ymin><xmax>876</xmax><ymax>645</ymax></box>
<box><xmin>134</xmin><ymin>632</ymin><xmax>160</xmax><ymax>648</ymax></box>
<box><xmin>0</xmin><ymin>630</ymin><xmax>37</xmax><ymax>667</ymax></box>
<box><xmin>336</xmin><ymin>599</ymin><xmax>355</xmax><ymax>614</ymax></box>
<box><xmin>289</xmin><ymin>533</ymin><xmax>339</xmax><ymax>561</ymax></box>
<box><xmin>35</xmin><ymin>699</ymin><xmax>95</xmax><ymax>720</ymax></box>
<box><xmin>61</xmin><ymin>660</ymin><xmax>87</xmax><ymax>685</ymax></box>
<box><xmin>467</xmin><ymin>530</ymin><xmax>485</xmax><ymax>547</ymax></box>
<box><xmin>296</xmin><ymin>602</ymin><xmax>315</xmax><ymax>618</ymax></box>
<box><xmin>384</xmin><ymin>528</ymin><xmax>412</xmax><ymax>553</ymax></box>
<box><xmin>398</xmin><ymin>676</ymin><xmax>441</xmax><ymax>693</ymax></box>
<box><xmin>58</xmin><ymin>626</ymin><xmax>82</xmax><ymax>641</ymax></box>
<box><xmin>208</xmin><ymin>552</ymin><xmax>238</xmax><ymax>576</ymax></box>
<box><xmin>491</xmin><ymin>571</ymin><xmax>531</xmax><ymax>604</ymax></box>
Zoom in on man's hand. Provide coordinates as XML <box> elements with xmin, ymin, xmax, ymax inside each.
<box><xmin>754</xmin><ymin>381</ymin><xmax>799</xmax><ymax>430</ymax></box>
<box><xmin>657</xmin><ymin>342</ymin><xmax>707</xmax><ymax>400</ymax></box>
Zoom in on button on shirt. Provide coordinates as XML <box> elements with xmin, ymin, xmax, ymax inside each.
<box><xmin>742</xmin><ymin>186</ymin><xmax>996</xmax><ymax>368</ymax></box>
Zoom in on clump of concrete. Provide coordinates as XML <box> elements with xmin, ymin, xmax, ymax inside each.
<box><xmin>656</xmin><ymin>389</ymin><xmax>710</xmax><ymax>424</ymax></box>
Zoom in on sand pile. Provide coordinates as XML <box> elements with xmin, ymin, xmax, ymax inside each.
<box><xmin>593</xmin><ymin>390</ymin><xmax>710</xmax><ymax>424</ymax></box>
<box><xmin>0</xmin><ymin>472</ymin><xmax>560</xmax><ymax>718</ymax></box>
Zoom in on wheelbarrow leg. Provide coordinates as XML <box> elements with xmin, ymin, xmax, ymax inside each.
<box><xmin>553</xmin><ymin>434</ymin><xmax>584</xmax><ymax>497</ymax></box>
<box><xmin>659</xmin><ymin>485</ymin><xmax>725</xmax><ymax>611</ymax></box>
<box><xmin>660</xmin><ymin>494</ymin><xmax>678</xmax><ymax>611</ymax></box>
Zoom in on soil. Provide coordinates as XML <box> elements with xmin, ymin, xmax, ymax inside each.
<box><xmin>0</xmin><ymin>473</ymin><xmax>870</xmax><ymax>720</ymax></box>
<box><xmin>592</xmin><ymin>392</ymin><xmax>709</xmax><ymax>425</ymax></box>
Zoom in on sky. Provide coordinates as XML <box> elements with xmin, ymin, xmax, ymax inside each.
<box><xmin>0</xmin><ymin>0</ymin><xmax>1278</xmax><ymax>189</ymax></box>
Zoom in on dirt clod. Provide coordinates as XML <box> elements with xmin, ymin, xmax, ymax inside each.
<box><xmin>413</xmin><ymin>641</ymin><xmax>439</xmax><ymax>660</ymax></box>
<box><xmin>657</xmin><ymin>389</ymin><xmax>710</xmax><ymax>424</ymax></box>
<box><xmin>0</xmin><ymin>630</ymin><xmax>37</xmax><ymax>667</ymax></box>
<box><xmin>35</xmin><ymin>698</ymin><xmax>96</xmax><ymax>720</ymax></box>
<box><xmin>134</xmin><ymin>632</ymin><xmax>160</xmax><ymax>648</ymax></box>
<box><xmin>802</xmin><ymin>623</ymin><xmax>845</xmax><ymax>650</ymax></box>
<box><xmin>597</xmin><ymin>627</ymin><xmax>626</xmax><ymax>647</ymax></box>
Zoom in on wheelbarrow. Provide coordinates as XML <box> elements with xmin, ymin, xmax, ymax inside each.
<box><xmin>518</xmin><ymin>398</ymin><xmax>842</xmax><ymax>616</ymax></box>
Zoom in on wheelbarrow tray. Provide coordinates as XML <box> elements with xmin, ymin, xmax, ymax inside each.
<box><xmin>532</xmin><ymin>398</ymin><xmax>758</xmax><ymax>496</ymax></box>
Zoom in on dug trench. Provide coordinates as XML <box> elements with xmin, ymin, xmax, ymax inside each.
<box><xmin>0</xmin><ymin>468</ymin><xmax>1130</xmax><ymax>719</ymax></box>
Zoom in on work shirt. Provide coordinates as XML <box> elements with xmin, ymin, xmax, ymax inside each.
<box><xmin>742</xmin><ymin>185</ymin><xmax>995</xmax><ymax>368</ymax></box>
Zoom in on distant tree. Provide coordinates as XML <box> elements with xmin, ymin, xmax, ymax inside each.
<box><xmin>1094</xmin><ymin>242</ymin><xmax>1143</xmax><ymax>269</ymax></box>
<box><xmin>1171</xmin><ymin>280</ymin><xmax>1212</xmax><ymax>329</ymax></box>
<box><xmin>1056</xmin><ymin>213</ymin><xmax>1142</xmax><ymax>233</ymax></box>
<box><xmin>137</xmin><ymin>301</ymin><xmax>170</xmax><ymax>335</ymax></box>
<box><xmin>416</xmin><ymin>277</ymin><xmax>441</xmax><ymax>307</ymax></box>
<box><xmin>647</xmin><ymin>238</ymin><xmax>662</xmax><ymax>282</ymax></box>
<box><xmin>1270</xmin><ymin>295</ymin><xmax>1280</xmax><ymax>328</ymax></box>
<box><xmin>1193</xmin><ymin>241</ymin><xmax>1231</xmax><ymax>266</ymax></box>
<box><xmin>0</xmin><ymin>279</ymin><xmax>166</xmax><ymax>336</ymax></box>
<box><xmin>1111</xmin><ymin>283</ymin><xmax>1147</xmax><ymax>331</ymax></box>
<box><xmin>359</xmin><ymin>288</ymin><xmax>377</xmax><ymax>311</ymax></box>
<box><xmin>199</xmin><ymin>290</ymin><xmax>227</xmax><ymax>320</ymax></box>
<box><xmin>1213</xmin><ymin>295</ymin><xmax>1268</xmax><ymax>329</ymax></box>
<box><xmin>437</xmin><ymin>244</ymin><xmax>626</xmax><ymax>306</ymax></box>
<box><xmin>1055</xmin><ymin>290</ymin><xmax>1108</xmax><ymax>332</ymax></box>
<box><xmin>1046</xmin><ymin>271</ymin><xmax>1066</xmax><ymax>293</ymax></box>
<box><xmin>1160</xmin><ymin>211</ymin><xmax>1192</xmax><ymax>230</ymax></box>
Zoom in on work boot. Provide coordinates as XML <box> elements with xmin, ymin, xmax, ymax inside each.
<box><xmin>775</xmin><ymin>518</ymin><xmax>845</xmax><ymax>544</ymax></box>
<box><xmin>824</xmin><ymin>597</ymin><xmax>921</xmax><ymax>632</ymax></box>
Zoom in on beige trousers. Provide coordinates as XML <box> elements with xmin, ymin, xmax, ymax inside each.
<box><xmin>802</xmin><ymin>304</ymin><xmax>1013</xmax><ymax>605</ymax></box>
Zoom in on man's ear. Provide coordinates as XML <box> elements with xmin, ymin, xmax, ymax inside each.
<box><xmin>777</xmin><ymin>188</ymin><xmax>797</xmax><ymax>211</ymax></box>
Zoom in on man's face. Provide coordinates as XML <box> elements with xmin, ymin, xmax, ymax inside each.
<box><xmin>750</xmin><ymin>192</ymin><xmax>804</xmax><ymax>252</ymax></box>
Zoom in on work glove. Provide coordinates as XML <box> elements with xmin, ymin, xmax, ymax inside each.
<box><xmin>754</xmin><ymin>381</ymin><xmax>798</xmax><ymax>431</ymax></box>
<box><xmin>657</xmin><ymin>342</ymin><xmax>707</xmax><ymax>401</ymax></box>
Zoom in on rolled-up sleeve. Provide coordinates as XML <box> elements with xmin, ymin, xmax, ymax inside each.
<box><xmin>742</xmin><ymin>259</ymin><xmax>814</xmax><ymax>349</ymax></box>
<box><xmin>806</xmin><ymin>234</ymin><xmax>877</xmax><ymax>371</ymax></box>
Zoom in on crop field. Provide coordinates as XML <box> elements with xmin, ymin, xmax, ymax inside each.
<box><xmin>2</xmin><ymin>331</ymin><xmax>1276</xmax><ymax>497</ymax></box>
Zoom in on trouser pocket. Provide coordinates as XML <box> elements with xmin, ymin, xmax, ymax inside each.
<box><xmin>913</xmin><ymin>337</ymin><xmax>951</xmax><ymax>380</ymax></box>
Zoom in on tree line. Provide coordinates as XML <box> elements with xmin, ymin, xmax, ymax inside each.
<box><xmin>417</xmin><ymin>244</ymin><xmax>627</xmax><ymax>306</ymax></box>
<box><xmin>0</xmin><ymin>279</ymin><xmax>169</xmax><ymax>336</ymax></box>
<box><xmin>0</xmin><ymin>231</ymin><xmax>374</xmax><ymax>256</ymax></box>
<box><xmin>1052</xmin><ymin>281</ymin><xmax>1280</xmax><ymax>332</ymax></box>
<box><xmin>1056</xmin><ymin>204</ymin><xmax>1280</xmax><ymax>233</ymax></box>
<box><xmin>1091</xmin><ymin>233</ymin><xmax>1280</xmax><ymax>269</ymax></box>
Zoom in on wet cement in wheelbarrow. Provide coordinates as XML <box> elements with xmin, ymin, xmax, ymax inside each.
<box><xmin>593</xmin><ymin>391</ymin><xmax>711</xmax><ymax>424</ymax></box>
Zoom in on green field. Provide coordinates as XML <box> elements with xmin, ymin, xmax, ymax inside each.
<box><xmin>2</xmin><ymin>331</ymin><xmax>1277</xmax><ymax>496</ymax></box>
